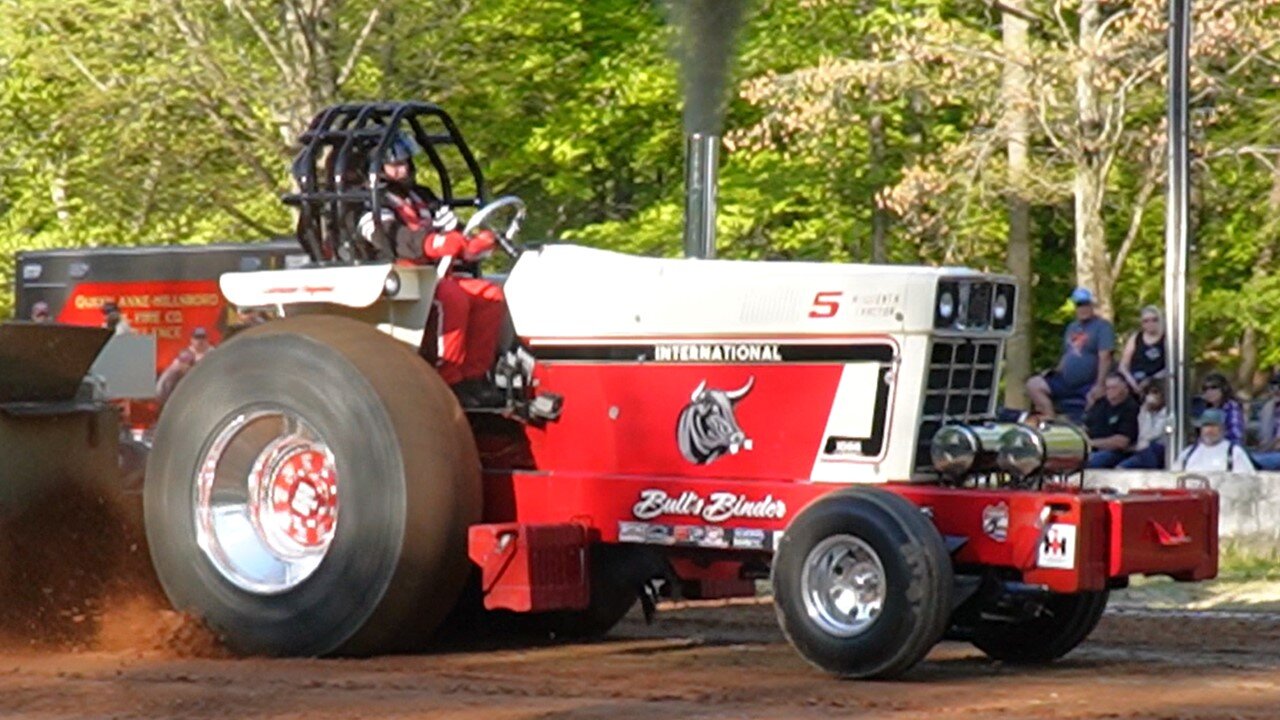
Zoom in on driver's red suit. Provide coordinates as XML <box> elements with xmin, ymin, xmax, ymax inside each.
<box><xmin>382</xmin><ymin>186</ymin><xmax>505</xmax><ymax>385</ymax></box>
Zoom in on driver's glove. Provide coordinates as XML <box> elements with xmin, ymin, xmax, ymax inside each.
<box><xmin>462</xmin><ymin>230</ymin><xmax>497</xmax><ymax>261</ymax></box>
<box><xmin>432</xmin><ymin>206</ymin><xmax>459</xmax><ymax>233</ymax></box>
<box><xmin>357</xmin><ymin>209</ymin><xmax>395</xmax><ymax>241</ymax></box>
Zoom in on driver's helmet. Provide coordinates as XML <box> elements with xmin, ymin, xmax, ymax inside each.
<box><xmin>384</xmin><ymin>131</ymin><xmax>418</xmax><ymax>165</ymax></box>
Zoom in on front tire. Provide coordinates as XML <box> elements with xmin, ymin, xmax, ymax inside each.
<box><xmin>145</xmin><ymin>316</ymin><xmax>481</xmax><ymax>656</ymax></box>
<box><xmin>772</xmin><ymin>488</ymin><xmax>953</xmax><ymax>679</ymax></box>
<box><xmin>968</xmin><ymin>590</ymin><xmax>1109</xmax><ymax>664</ymax></box>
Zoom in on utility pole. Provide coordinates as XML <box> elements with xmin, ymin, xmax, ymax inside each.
<box><xmin>1165</xmin><ymin>0</ymin><xmax>1191</xmax><ymax>465</ymax></box>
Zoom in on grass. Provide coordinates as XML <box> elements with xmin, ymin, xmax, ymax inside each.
<box><xmin>1217</xmin><ymin>540</ymin><xmax>1280</xmax><ymax>581</ymax></box>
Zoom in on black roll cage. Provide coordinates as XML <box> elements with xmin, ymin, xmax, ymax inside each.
<box><xmin>282</xmin><ymin>101</ymin><xmax>489</xmax><ymax>264</ymax></box>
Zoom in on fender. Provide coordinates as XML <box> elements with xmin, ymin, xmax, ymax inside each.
<box><xmin>220</xmin><ymin>263</ymin><xmax>438</xmax><ymax>309</ymax></box>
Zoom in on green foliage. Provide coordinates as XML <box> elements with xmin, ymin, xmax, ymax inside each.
<box><xmin>1</xmin><ymin>0</ymin><xmax>1279</xmax><ymax>388</ymax></box>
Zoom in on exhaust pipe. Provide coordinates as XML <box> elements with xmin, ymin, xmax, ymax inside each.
<box><xmin>683</xmin><ymin>133</ymin><xmax>719</xmax><ymax>259</ymax></box>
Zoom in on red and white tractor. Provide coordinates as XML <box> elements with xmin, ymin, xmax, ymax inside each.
<box><xmin>144</xmin><ymin>102</ymin><xmax>1218</xmax><ymax>678</ymax></box>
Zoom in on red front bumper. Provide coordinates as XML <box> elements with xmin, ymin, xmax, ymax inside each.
<box><xmin>896</xmin><ymin>485</ymin><xmax>1219</xmax><ymax>593</ymax></box>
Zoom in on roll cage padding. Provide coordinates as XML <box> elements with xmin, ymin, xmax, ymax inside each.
<box><xmin>282</xmin><ymin>102</ymin><xmax>490</xmax><ymax>264</ymax></box>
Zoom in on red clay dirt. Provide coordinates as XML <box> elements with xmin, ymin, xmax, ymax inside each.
<box><xmin>0</xmin><ymin>482</ymin><xmax>1276</xmax><ymax>718</ymax></box>
<box><xmin>0</xmin><ymin>598</ymin><xmax>1274</xmax><ymax>719</ymax></box>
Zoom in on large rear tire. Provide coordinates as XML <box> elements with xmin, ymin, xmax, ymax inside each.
<box><xmin>144</xmin><ymin>316</ymin><xmax>481</xmax><ymax>656</ymax></box>
<box><xmin>772</xmin><ymin>487</ymin><xmax>953</xmax><ymax>679</ymax></box>
<box><xmin>968</xmin><ymin>590</ymin><xmax>1109</xmax><ymax>664</ymax></box>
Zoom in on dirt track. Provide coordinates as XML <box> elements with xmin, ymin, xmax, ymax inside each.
<box><xmin>0</xmin><ymin>599</ymin><xmax>1275</xmax><ymax>720</ymax></box>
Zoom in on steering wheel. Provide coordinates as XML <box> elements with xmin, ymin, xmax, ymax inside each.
<box><xmin>463</xmin><ymin>195</ymin><xmax>527</xmax><ymax>257</ymax></box>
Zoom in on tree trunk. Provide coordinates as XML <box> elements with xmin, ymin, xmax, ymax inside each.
<box><xmin>1002</xmin><ymin>0</ymin><xmax>1032</xmax><ymax>408</ymax></box>
<box><xmin>50</xmin><ymin>159</ymin><xmax>70</xmax><ymax>225</ymax></box>
<box><xmin>1073</xmin><ymin>0</ymin><xmax>1113</xmax><ymax>320</ymax></box>
<box><xmin>1238</xmin><ymin>158</ymin><xmax>1280</xmax><ymax>390</ymax></box>
<box><xmin>869</xmin><ymin>101</ymin><xmax>888</xmax><ymax>264</ymax></box>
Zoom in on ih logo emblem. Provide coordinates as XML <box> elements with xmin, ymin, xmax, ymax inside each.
<box><xmin>1037</xmin><ymin>523</ymin><xmax>1077</xmax><ymax>570</ymax></box>
<box><xmin>677</xmin><ymin>377</ymin><xmax>755</xmax><ymax>465</ymax></box>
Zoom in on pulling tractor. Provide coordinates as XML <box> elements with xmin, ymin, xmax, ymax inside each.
<box><xmin>145</xmin><ymin>102</ymin><xmax>1218</xmax><ymax>678</ymax></box>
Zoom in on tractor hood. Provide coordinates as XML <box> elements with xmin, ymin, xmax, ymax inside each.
<box><xmin>504</xmin><ymin>245</ymin><xmax>1011</xmax><ymax>342</ymax></box>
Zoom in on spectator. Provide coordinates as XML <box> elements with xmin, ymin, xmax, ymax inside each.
<box><xmin>1197</xmin><ymin>371</ymin><xmax>1245</xmax><ymax>444</ymax></box>
<box><xmin>30</xmin><ymin>301</ymin><xmax>51</xmax><ymax>323</ymax></box>
<box><xmin>101</xmin><ymin>301</ymin><xmax>132</xmax><ymax>335</ymax></box>
<box><xmin>225</xmin><ymin>307</ymin><xmax>270</xmax><ymax>338</ymax></box>
<box><xmin>236</xmin><ymin>307</ymin><xmax>269</xmax><ymax>327</ymax></box>
<box><xmin>1117</xmin><ymin>380</ymin><xmax>1170</xmax><ymax>469</ymax></box>
<box><xmin>188</xmin><ymin>326</ymin><xmax>213</xmax><ymax>362</ymax></box>
<box><xmin>1026</xmin><ymin>287</ymin><xmax>1116</xmax><ymax>420</ymax></box>
<box><xmin>156</xmin><ymin>350</ymin><xmax>196</xmax><ymax>408</ymax></box>
<box><xmin>1084</xmin><ymin>372</ymin><xmax>1140</xmax><ymax>468</ymax></box>
<box><xmin>1180</xmin><ymin>409</ymin><xmax>1254</xmax><ymax>472</ymax></box>
<box><xmin>1118</xmin><ymin>305</ymin><xmax>1167</xmax><ymax>393</ymax></box>
<box><xmin>1251</xmin><ymin>373</ymin><xmax>1280</xmax><ymax>470</ymax></box>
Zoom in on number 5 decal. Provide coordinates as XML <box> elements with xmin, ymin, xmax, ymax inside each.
<box><xmin>809</xmin><ymin>291</ymin><xmax>841</xmax><ymax>318</ymax></box>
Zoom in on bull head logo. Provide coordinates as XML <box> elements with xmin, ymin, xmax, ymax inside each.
<box><xmin>677</xmin><ymin>377</ymin><xmax>755</xmax><ymax>465</ymax></box>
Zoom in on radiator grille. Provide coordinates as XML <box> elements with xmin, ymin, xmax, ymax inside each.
<box><xmin>914</xmin><ymin>338</ymin><xmax>1002</xmax><ymax>471</ymax></box>
<box><xmin>964</xmin><ymin>283</ymin><xmax>992</xmax><ymax>330</ymax></box>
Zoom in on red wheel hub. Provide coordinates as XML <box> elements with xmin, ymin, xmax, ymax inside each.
<box><xmin>265</xmin><ymin>448</ymin><xmax>338</xmax><ymax>549</ymax></box>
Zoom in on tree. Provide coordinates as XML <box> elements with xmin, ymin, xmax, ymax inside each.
<box><xmin>1002</xmin><ymin>0</ymin><xmax>1034</xmax><ymax>405</ymax></box>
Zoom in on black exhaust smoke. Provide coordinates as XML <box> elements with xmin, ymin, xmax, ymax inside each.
<box><xmin>672</xmin><ymin>0</ymin><xmax>747</xmax><ymax>259</ymax></box>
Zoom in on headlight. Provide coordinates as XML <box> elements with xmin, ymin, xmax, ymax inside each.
<box><xmin>992</xmin><ymin>283</ymin><xmax>1016</xmax><ymax>330</ymax></box>
<box><xmin>996</xmin><ymin>422</ymin><xmax>1089</xmax><ymax>477</ymax></box>
<box><xmin>383</xmin><ymin>270</ymin><xmax>401</xmax><ymax>297</ymax></box>
<box><xmin>939</xmin><ymin>291</ymin><xmax>955</xmax><ymax>319</ymax></box>
<box><xmin>931</xmin><ymin>425</ymin><xmax>978</xmax><ymax>476</ymax></box>
<box><xmin>935</xmin><ymin>281</ymin><xmax>959</xmax><ymax>328</ymax></box>
<box><xmin>930</xmin><ymin>422</ymin><xmax>1017</xmax><ymax>477</ymax></box>
<box><xmin>992</xmin><ymin>292</ymin><xmax>1009</xmax><ymax>322</ymax></box>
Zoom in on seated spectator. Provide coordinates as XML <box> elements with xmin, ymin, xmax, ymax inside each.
<box><xmin>1026</xmin><ymin>287</ymin><xmax>1116</xmax><ymax>420</ymax></box>
<box><xmin>30</xmin><ymin>301</ymin><xmax>51</xmax><ymax>323</ymax></box>
<box><xmin>1084</xmin><ymin>372</ymin><xmax>1140</xmax><ymax>468</ymax></box>
<box><xmin>1197</xmin><ymin>371</ymin><xmax>1245</xmax><ymax>444</ymax></box>
<box><xmin>1251</xmin><ymin>373</ymin><xmax>1280</xmax><ymax>470</ymax></box>
<box><xmin>1118</xmin><ymin>305</ymin><xmax>1167</xmax><ymax>393</ymax></box>
<box><xmin>1116</xmin><ymin>381</ymin><xmax>1169</xmax><ymax>469</ymax></box>
<box><xmin>1180</xmin><ymin>409</ymin><xmax>1254</xmax><ymax>472</ymax></box>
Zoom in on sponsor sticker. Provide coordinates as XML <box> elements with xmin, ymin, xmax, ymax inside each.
<box><xmin>674</xmin><ymin>525</ymin><xmax>706</xmax><ymax>545</ymax></box>
<box><xmin>1037</xmin><ymin>523</ymin><xmax>1077</xmax><ymax>570</ymax></box>
<box><xmin>731</xmin><ymin>528</ymin><xmax>768</xmax><ymax>550</ymax></box>
<box><xmin>645</xmin><ymin>524</ymin><xmax>675</xmax><ymax>546</ymax></box>
<box><xmin>618</xmin><ymin>521</ymin><xmax>647</xmax><ymax>544</ymax></box>
<box><xmin>618</xmin><ymin>521</ymin><xmax>776</xmax><ymax>552</ymax></box>
<box><xmin>982</xmin><ymin>502</ymin><xmax>1009</xmax><ymax>543</ymax></box>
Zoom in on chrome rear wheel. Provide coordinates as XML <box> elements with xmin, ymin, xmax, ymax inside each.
<box><xmin>195</xmin><ymin>407</ymin><xmax>339</xmax><ymax>595</ymax></box>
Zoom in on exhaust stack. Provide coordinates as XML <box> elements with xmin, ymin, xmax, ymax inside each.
<box><xmin>683</xmin><ymin>133</ymin><xmax>719</xmax><ymax>259</ymax></box>
<box><xmin>672</xmin><ymin>0</ymin><xmax>745</xmax><ymax>259</ymax></box>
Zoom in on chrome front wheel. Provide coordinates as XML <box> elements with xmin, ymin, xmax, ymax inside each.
<box><xmin>800</xmin><ymin>534</ymin><xmax>886</xmax><ymax>638</ymax></box>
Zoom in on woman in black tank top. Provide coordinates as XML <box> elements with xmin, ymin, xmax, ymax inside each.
<box><xmin>1121</xmin><ymin>305</ymin><xmax>1167</xmax><ymax>391</ymax></box>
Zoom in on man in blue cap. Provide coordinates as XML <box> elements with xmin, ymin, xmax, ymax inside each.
<box><xmin>1026</xmin><ymin>286</ymin><xmax>1116</xmax><ymax>420</ymax></box>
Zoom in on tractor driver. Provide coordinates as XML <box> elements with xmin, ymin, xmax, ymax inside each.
<box><xmin>357</xmin><ymin>132</ymin><xmax>507</xmax><ymax>408</ymax></box>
